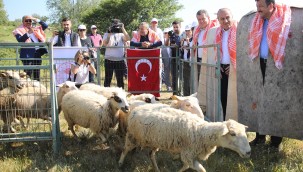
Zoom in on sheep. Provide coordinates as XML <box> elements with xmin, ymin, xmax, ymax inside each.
<box><xmin>170</xmin><ymin>93</ymin><xmax>204</xmax><ymax>119</ymax></box>
<box><xmin>61</xmin><ymin>89</ymin><xmax>130</xmax><ymax>142</ymax></box>
<box><xmin>79</xmin><ymin>83</ymin><xmax>124</xmax><ymax>98</ymax></box>
<box><xmin>118</xmin><ymin>104</ymin><xmax>251</xmax><ymax>172</ymax></box>
<box><xmin>127</xmin><ymin>93</ymin><xmax>159</xmax><ymax>103</ymax></box>
<box><xmin>12</xmin><ymin>86</ymin><xmax>52</xmax><ymax>126</ymax></box>
<box><xmin>0</xmin><ymin>70</ymin><xmax>25</xmax><ymax>90</ymax></box>
<box><xmin>56</xmin><ymin>81</ymin><xmax>78</xmax><ymax>114</ymax></box>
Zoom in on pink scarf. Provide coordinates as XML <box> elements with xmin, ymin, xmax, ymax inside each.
<box><xmin>131</xmin><ymin>29</ymin><xmax>160</xmax><ymax>43</ymax></box>
<box><xmin>13</xmin><ymin>24</ymin><xmax>46</xmax><ymax>42</ymax></box>
<box><xmin>248</xmin><ymin>4</ymin><xmax>291</xmax><ymax>69</ymax></box>
<box><xmin>192</xmin><ymin>19</ymin><xmax>219</xmax><ymax>48</ymax></box>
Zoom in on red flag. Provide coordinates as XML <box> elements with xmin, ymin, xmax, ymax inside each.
<box><xmin>127</xmin><ymin>49</ymin><xmax>161</xmax><ymax>97</ymax></box>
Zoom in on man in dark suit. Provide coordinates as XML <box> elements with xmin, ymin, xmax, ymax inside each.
<box><xmin>13</xmin><ymin>15</ymin><xmax>48</xmax><ymax>81</ymax></box>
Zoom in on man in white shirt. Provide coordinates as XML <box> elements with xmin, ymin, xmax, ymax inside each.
<box><xmin>50</xmin><ymin>17</ymin><xmax>81</xmax><ymax>47</ymax></box>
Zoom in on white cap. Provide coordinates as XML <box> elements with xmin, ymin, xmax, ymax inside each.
<box><xmin>191</xmin><ymin>21</ymin><xmax>198</xmax><ymax>28</ymax></box>
<box><xmin>91</xmin><ymin>25</ymin><xmax>97</xmax><ymax>29</ymax></box>
<box><xmin>185</xmin><ymin>25</ymin><xmax>191</xmax><ymax>30</ymax></box>
<box><xmin>163</xmin><ymin>28</ymin><xmax>170</xmax><ymax>33</ymax></box>
<box><xmin>78</xmin><ymin>24</ymin><xmax>86</xmax><ymax>30</ymax></box>
<box><xmin>151</xmin><ymin>18</ymin><xmax>158</xmax><ymax>23</ymax></box>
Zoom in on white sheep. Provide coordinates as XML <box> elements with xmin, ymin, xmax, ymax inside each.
<box><xmin>61</xmin><ymin>89</ymin><xmax>129</xmax><ymax>142</ymax></box>
<box><xmin>127</xmin><ymin>93</ymin><xmax>159</xmax><ymax>103</ymax></box>
<box><xmin>118</xmin><ymin>104</ymin><xmax>251</xmax><ymax>172</ymax></box>
<box><xmin>0</xmin><ymin>70</ymin><xmax>25</xmax><ymax>90</ymax></box>
<box><xmin>170</xmin><ymin>93</ymin><xmax>204</xmax><ymax>119</ymax></box>
<box><xmin>56</xmin><ymin>81</ymin><xmax>78</xmax><ymax>114</ymax></box>
<box><xmin>79</xmin><ymin>83</ymin><xmax>126</xmax><ymax>98</ymax></box>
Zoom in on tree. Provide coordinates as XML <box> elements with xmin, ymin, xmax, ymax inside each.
<box><xmin>0</xmin><ymin>0</ymin><xmax>8</xmax><ymax>23</ymax></box>
<box><xmin>82</xmin><ymin>0</ymin><xmax>183</xmax><ymax>34</ymax></box>
<box><xmin>46</xmin><ymin>0</ymin><xmax>102</xmax><ymax>28</ymax></box>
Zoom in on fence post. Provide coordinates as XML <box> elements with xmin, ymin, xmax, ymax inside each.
<box><xmin>216</xmin><ymin>44</ymin><xmax>221</xmax><ymax>122</ymax></box>
<box><xmin>49</xmin><ymin>43</ymin><xmax>61</xmax><ymax>154</ymax></box>
<box><xmin>190</xmin><ymin>46</ymin><xmax>198</xmax><ymax>94</ymax></box>
<box><xmin>97</xmin><ymin>47</ymin><xmax>101</xmax><ymax>85</ymax></box>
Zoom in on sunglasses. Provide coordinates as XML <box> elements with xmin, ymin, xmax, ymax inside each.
<box><xmin>79</xmin><ymin>29</ymin><xmax>86</xmax><ymax>32</ymax></box>
<box><xmin>24</xmin><ymin>19</ymin><xmax>32</xmax><ymax>23</ymax></box>
<box><xmin>92</xmin><ymin>28</ymin><xmax>97</xmax><ymax>30</ymax></box>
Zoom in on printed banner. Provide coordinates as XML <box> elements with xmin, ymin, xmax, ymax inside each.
<box><xmin>127</xmin><ymin>49</ymin><xmax>161</xmax><ymax>97</ymax></box>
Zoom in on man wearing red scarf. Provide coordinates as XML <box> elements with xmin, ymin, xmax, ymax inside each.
<box><xmin>13</xmin><ymin>15</ymin><xmax>48</xmax><ymax>81</ymax></box>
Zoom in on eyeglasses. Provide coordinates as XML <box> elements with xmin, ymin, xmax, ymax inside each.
<box><xmin>79</xmin><ymin>29</ymin><xmax>86</xmax><ymax>32</ymax></box>
<box><xmin>24</xmin><ymin>19</ymin><xmax>32</xmax><ymax>23</ymax></box>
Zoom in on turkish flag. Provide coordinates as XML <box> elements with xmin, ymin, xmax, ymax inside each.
<box><xmin>127</xmin><ymin>49</ymin><xmax>161</xmax><ymax>97</ymax></box>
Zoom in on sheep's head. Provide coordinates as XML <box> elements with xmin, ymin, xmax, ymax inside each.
<box><xmin>218</xmin><ymin>119</ymin><xmax>251</xmax><ymax>158</ymax></box>
<box><xmin>170</xmin><ymin>94</ymin><xmax>204</xmax><ymax>119</ymax></box>
<box><xmin>110</xmin><ymin>89</ymin><xmax>129</xmax><ymax>113</ymax></box>
<box><xmin>0</xmin><ymin>70</ymin><xmax>25</xmax><ymax>90</ymax></box>
<box><xmin>128</xmin><ymin>93</ymin><xmax>158</xmax><ymax>103</ymax></box>
<box><xmin>56</xmin><ymin>81</ymin><xmax>78</xmax><ymax>113</ymax></box>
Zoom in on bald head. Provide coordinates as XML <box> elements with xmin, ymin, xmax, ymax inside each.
<box><xmin>217</xmin><ymin>8</ymin><xmax>233</xmax><ymax>30</ymax></box>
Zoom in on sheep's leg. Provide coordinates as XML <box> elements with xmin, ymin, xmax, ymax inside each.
<box><xmin>118</xmin><ymin>133</ymin><xmax>136</xmax><ymax>167</ymax></box>
<box><xmin>150</xmin><ymin>148</ymin><xmax>160</xmax><ymax>172</ymax></box>
<box><xmin>178</xmin><ymin>151</ymin><xmax>192</xmax><ymax>172</ymax></box>
<box><xmin>99</xmin><ymin>133</ymin><xmax>107</xmax><ymax>143</ymax></box>
<box><xmin>193</xmin><ymin>160</ymin><xmax>206</xmax><ymax>172</ymax></box>
<box><xmin>69</xmin><ymin>124</ymin><xmax>80</xmax><ymax>141</ymax></box>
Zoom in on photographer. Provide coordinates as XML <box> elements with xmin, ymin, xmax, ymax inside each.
<box><xmin>71</xmin><ymin>50</ymin><xmax>96</xmax><ymax>85</ymax></box>
<box><xmin>130</xmin><ymin>22</ymin><xmax>162</xmax><ymax>49</ymax></box>
<box><xmin>164</xmin><ymin>21</ymin><xmax>182</xmax><ymax>95</ymax></box>
<box><xmin>13</xmin><ymin>15</ymin><xmax>48</xmax><ymax>81</ymax></box>
<box><xmin>77</xmin><ymin>24</ymin><xmax>96</xmax><ymax>83</ymax></box>
<box><xmin>103</xmin><ymin>19</ymin><xmax>130</xmax><ymax>89</ymax></box>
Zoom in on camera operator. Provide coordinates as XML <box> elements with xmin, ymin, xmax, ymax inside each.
<box><xmin>103</xmin><ymin>19</ymin><xmax>130</xmax><ymax>89</ymax></box>
<box><xmin>164</xmin><ymin>21</ymin><xmax>182</xmax><ymax>95</ymax></box>
<box><xmin>130</xmin><ymin>22</ymin><xmax>162</xmax><ymax>49</ymax></box>
<box><xmin>71</xmin><ymin>50</ymin><xmax>96</xmax><ymax>85</ymax></box>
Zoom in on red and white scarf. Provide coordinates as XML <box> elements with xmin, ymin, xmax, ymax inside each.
<box><xmin>131</xmin><ymin>28</ymin><xmax>160</xmax><ymax>43</ymax></box>
<box><xmin>215</xmin><ymin>21</ymin><xmax>237</xmax><ymax>69</ymax></box>
<box><xmin>192</xmin><ymin>19</ymin><xmax>219</xmax><ymax>55</ymax></box>
<box><xmin>13</xmin><ymin>24</ymin><xmax>46</xmax><ymax>43</ymax></box>
<box><xmin>248</xmin><ymin>4</ymin><xmax>291</xmax><ymax>69</ymax></box>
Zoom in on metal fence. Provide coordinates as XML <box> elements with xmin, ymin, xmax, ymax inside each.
<box><xmin>0</xmin><ymin>42</ymin><xmax>60</xmax><ymax>153</ymax></box>
<box><xmin>0</xmin><ymin>43</ymin><xmax>221</xmax><ymax>154</ymax></box>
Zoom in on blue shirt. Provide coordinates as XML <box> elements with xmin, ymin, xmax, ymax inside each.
<box><xmin>260</xmin><ymin>19</ymin><xmax>269</xmax><ymax>59</ymax></box>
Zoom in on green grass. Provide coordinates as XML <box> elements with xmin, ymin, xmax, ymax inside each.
<box><xmin>0</xmin><ymin>113</ymin><xmax>302</xmax><ymax>172</ymax></box>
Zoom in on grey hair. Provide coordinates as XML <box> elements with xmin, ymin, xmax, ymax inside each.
<box><xmin>140</xmin><ymin>22</ymin><xmax>149</xmax><ymax>29</ymax></box>
<box><xmin>196</xmin><ymin>9</ymin><xmax>209</xmax><ymax>18</ymax></box>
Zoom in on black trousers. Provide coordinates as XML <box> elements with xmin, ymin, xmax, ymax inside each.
<box><xmin>104</xmin><ymin>59</ymin><xmax>125</xmax><ymax>89</ymax></box>
<box><xmin>221</xmin><ymin>64</ymin><xmax>229</xmax><ymax>121</ymax></box>
<box><xmin>182</xmin><ymin>62</ymin><xmax>191</xmax><ymax>96</ymax></box>
<box><xmin>256</xmin><ymin>58</ymin><xmax>282</xmax><ymax>146</ymax></box>
<box><xmin>171</xmin><ymin>48</ymin><xmax>179</xmax><ymax>95</ymax></box>
<box><xmin>21</xmin><ymin>51</ymin><xmax>42</xmax><ymax>81</ymax></box>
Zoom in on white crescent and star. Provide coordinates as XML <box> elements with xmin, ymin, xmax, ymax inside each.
<box><xmin>135</xmin><ymin>58</ymin><xmax>153</xmax><ymax>81</ymax></box>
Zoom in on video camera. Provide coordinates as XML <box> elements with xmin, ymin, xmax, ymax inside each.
<box><xmin>108</xmin><ymin>19</ymin><xmax>123</xmax><ymax>33</ymax></box>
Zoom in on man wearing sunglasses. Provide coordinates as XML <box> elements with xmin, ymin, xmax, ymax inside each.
<box><xmin>12</xmin><ymin>15</ymin><xmax>48</xmax><ymax>81</ymax></box>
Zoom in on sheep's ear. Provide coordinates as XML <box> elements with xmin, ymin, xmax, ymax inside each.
<box><xmin>56</xmin><ymin>83</ymin><xmax>64</xmax><ymax>87</ymax></box>
<box><xmin>190</xmin><ymin>92</ymin><xmax>197</xmax><ymax>97</ymax></box>
<box><xmin>221</xmin><ymin>124</ymin><xmax>229</xmax><ymax>136</ymax></box>
<box><xmin>0</xmin><ymin>72</ymin><xmax>7</xmax><ymax>77</ymax></box>
<box><xmin>19</xmin><ymin>72</ymin><xmax>27</xmax><ymax>78</ymax></box>
<box><xmin>126</xmin><ymin>93</ymin><xmax>133</xmax><ymax>98</ymax></box>
<box><xmin>170</xmin><ymin>95</ymin><xmax>180</xmax><ymax>100</ymax></box>
<box><xmin>155</xmin><ymin>97</ymin><xmax>160</xmax><ymax>101</ymax></box>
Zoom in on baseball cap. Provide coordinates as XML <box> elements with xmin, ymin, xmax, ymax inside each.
<box><xmin>151</xmin><ymin>18</ymin><xmax>158</xmax><ymax>23</ymax></box>
<box><xmin>191</xmin><ymin>21</ymin><xmax>198</xmax><ymax>28</ymax></box>
<box><xmin>78</xmin><ymin>24</ymin><xmax>86</xmax><ymax>30</ymax></box>
<box><xmin>91</xmin><ymin>25</ymin><xmax>97</xmax><ymax>29</ymax></box>
<box><xmin>185</xmin><ymin>25</ymin><xmax>191</xmax><ymax>31</ymax></box>
<box><xmin>163</xmin><ymin>28</ymin><xmax>170</xmax><ymax>33</ymax></box>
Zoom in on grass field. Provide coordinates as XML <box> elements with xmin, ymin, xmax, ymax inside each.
<box><xmin>0</xmin><ymin>113</ymin><xmax>302</xmax><ymax>172</ymax></box>
<box><xmin>0</xmin><ymin>24</ymin><xmax>303</xmax><ymax>172</ymax></box>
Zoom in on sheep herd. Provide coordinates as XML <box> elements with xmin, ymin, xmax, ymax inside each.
<box><xmin>0</xmin><ymin>70</ymin><xmax>251</xmax><ymax>172</ymax></box>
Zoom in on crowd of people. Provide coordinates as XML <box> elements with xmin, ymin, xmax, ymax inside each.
<box><xmin>12</xmin><ymin>0</ymin><xmax>294</xmax><ymax>149</ymax></box>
